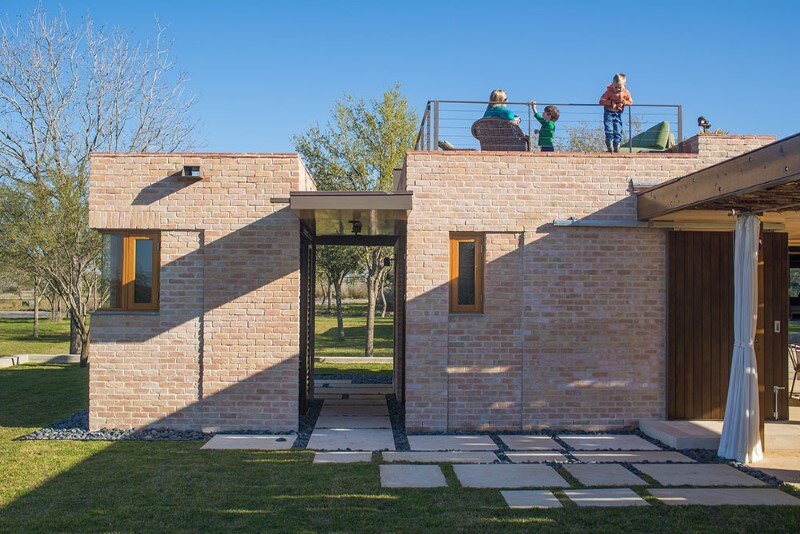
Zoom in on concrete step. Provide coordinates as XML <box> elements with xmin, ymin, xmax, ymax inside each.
<box><xmin>639</xmin><ymin>419</ymin><xmax>721</xmax><ymax>450</ymax></box>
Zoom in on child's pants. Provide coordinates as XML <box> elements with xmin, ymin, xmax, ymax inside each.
<box><xmin>603</xmin><ymin>109</ymin><xmax>623</xmax><ymax>144</ymax></box>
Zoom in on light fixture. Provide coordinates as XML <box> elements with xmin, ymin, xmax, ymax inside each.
<box><xmin>697</xmin><ymin>116</ymin><xmax>711</xmax><ymax>133</ymax></box>
<box><xmin>349</xmin><ymin>219</ymin><xmax>362</xmax><ymax>236</ymax></box>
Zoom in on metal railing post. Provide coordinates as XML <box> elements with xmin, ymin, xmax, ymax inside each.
<box><xmin>433</xmin><ymin>101</ymin><xmax>439</xmax><ymax>150</ymax></box>
<box><xmin>628</xmin><ymin>106</ymin><xmax>633</xmax><ymax>151</ymax></box>
<box><xmin>426</xmin><ymin>103</ymin><xmax>431</xmax><ymax>151</ymax></box>
<box><xmin>677</xmin><ymin>105</ymin><xmax>683</xmax><ymax>144</ymax></box>
<box><xmin>527</xmin><ymin>104</ymin><xmax>532</xmax><ymax>152</ymax></box>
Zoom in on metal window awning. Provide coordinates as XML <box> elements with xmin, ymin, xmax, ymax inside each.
<box><xmin>290</xmin><ymin>191</ymin><xmax>412</xmax><ymax>244</ymax></box>
<box><xmin>637</xmin><ymin>133</ymin><xmax>800</xmax><ymax>220</ymax></box>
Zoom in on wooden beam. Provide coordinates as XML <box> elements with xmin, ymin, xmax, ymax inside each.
<box><xmin>637</xmin><ymin>133</ymin><xmax>800</xmax><ymax>220</ymax></box>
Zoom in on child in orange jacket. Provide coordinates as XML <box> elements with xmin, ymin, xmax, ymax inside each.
<box><xmin>599</xmin><ymin>73</ymin><xmax>633</xmax><ymax>152</ymax></box>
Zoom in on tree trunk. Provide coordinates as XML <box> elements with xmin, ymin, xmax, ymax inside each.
<box><xmin>79</xmin><ymin>329</ymin><xmax>90</xmax><ymax>368</ymax></box>
<box><xmin>318</xmin><ymin>280</ymin><xmax>327</xmax><ymax>309</ymax></box>
<box><xmin>33</xmin><ymin>282</ymin><xmax>40</xmax><ymax>338</ymax></box>
<box><xmin>327</xmin><ymin>280</ymin><xmax>333</xmax><ymax>314</ymax></box>
<box><xmin>69</xmin><ymin>310</ymin><xmax>82</xmax><ymax>355</ymax></box>
<box><xmin>50</xmin><ymin>293</ymin><xmax>59</xmax><ymax>321</ymax></box>
<box><xmin>334</xmin><ymin>278</ymin><xmax>345</xmax><ymax>340</ymax></box>
<box><xmin>365</xmin><ymin>276</ymin><xmax>377</xmax><ymax>357</ymax></box>
<box><xmin>379</xmin><ymin>274</ymin><xmax>388</xmax><ymax>318</ymax></box>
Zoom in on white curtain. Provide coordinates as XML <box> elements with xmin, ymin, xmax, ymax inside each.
<box><xmin>718</xmin><ymin>213</ymin><xmax>763</xmax><ymax>463</ymax></box>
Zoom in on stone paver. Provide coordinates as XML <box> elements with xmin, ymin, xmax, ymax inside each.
<box><xmin>453</xmin><ymin>464</ymin><xmax>569</xmax><ymax>488</ymax></box>
<box><xmin>506</xmin><ymin>452</ymin><xmax>569</xmax><ymax>463</ymax></box>
<box><xmin>572</xmin><ymin>451</ymin><xmax>695</xmax><ymax>463</ymax></box>
<box><xmin>320</xmin><ymin>405</ymin><xmax>388</xmax><ymax>417</ymax></box>
<box><xmin>324</xmin><ymin>399</ymin><xmax>387</xmax><ymax>406</ymax></box>
<box><xmin>307</xmin><ymin>428</ymin><xmax>395</xmax><ymax>451</ymax></box>
<box><xmin>564</xmin><ymin>464</ymin><xmax>646</xmax><ymax>486</ymax></box>
<box><xmin>380</xmin><ymin>465</ymin><xmax>447</xmax><ymax>488</ymax></box>
<box><xmin>314</xmin><ymin>415</ymin><xmax>391</xmax><ymax>429</ymax></box>
<box><xmin>649</xmin><ymin>488</ymin><xmax>800</xmax><ymax>506</ymax></box>
<box><xmin>563</xmin><ymin>488</ymin><xmax>649</xmax><ymax>507</ymax></box>
<box><xmin>559</xmin><ymin>435</ymin><xmax>662</xmax><ymax>451</ymax></box>
<box><xmin>201</xmin><ymin>435</ymin><xmax>294</xmax><ymax>450</ymax></box>
<box><xmin>407</xmin><ymin>435</ymin><xmax>497</xmax><ymax>451</ymax></box>
<box><xmin>634</xmin><ymin>463</ymin><xmax>766</xmax><ymax>486</ymax></box>
<box><xmin>382</xmin><ymin>451</ymin><xmax>499</xmax><ymax>464</ymax></box>
<box><xmin>749</xmin><ymin>452</ymin><xmax>800</xmax><ymax>485</ymax></box>
<box><xmin>501</xmin><ymin>490</ymin><xmax>563</xmax><ymax>509</ymax></box>
<box><xmin>313</xmin><ymin>452</ymin><xmax>373</xmax><ymax>464</ymax></box>
<box><xmin>498</xmin><ymin>435</ymin><xmax>564</xmax><ymax>450</ymax></box>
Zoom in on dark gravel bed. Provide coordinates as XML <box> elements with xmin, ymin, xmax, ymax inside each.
<box><xmin>293</xmin><ymin>399</ymin><xmax>323</xmax><ymax>448</ymax></box>
<box><xmin>315</xmin><ymin>373</ymin><xmax>392</xmax><ymax>384</ymax></box>
<box><xmin>20</xmin><ymin>410</ymin><xmax>209</xmax><ymax>441</ymax></box>
<box><xmin>386</xmin><ymin>394</ymin><xmax>409</xmax><ymax>451</ymax></box>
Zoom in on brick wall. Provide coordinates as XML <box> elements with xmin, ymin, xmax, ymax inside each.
<box><xmin>88</xmin><ymin>153</ymin><xmax>311</xmax><ymax>432</ymax></box>
<box><xmin>403</xmin><ymin>134</ymin><xmax>776</xmax><ymax>432</ymax></box>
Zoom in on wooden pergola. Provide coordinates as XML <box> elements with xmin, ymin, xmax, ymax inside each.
<box><xmin>637</xmin><ymin>133</ymin><xmax>800</xmax><ymax>222</ymax></box>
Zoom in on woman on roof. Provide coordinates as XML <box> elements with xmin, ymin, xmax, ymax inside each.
<box><xmin>483</xmin><ymin>89</ymin><xmax>521</xmax><ymax>125</ymax></box>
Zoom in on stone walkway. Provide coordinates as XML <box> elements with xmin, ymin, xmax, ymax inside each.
<box><xmin>203</xmin><ymin>386</ymin><xmax>800</xmax><ymax>508</ymax></box>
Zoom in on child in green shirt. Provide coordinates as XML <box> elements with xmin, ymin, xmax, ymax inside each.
<box><xmin>530</xmin><ymin>102</ymin><xmax>559</xmax><ymax>152</ymax></box>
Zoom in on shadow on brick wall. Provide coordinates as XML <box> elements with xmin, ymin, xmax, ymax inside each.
<box><xmin>91</xmin><ymin>207</ymin><xmax>301</xmax><ymax>432</ymax></box>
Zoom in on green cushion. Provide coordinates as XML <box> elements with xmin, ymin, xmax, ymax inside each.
<box><xmin>617</xmin><ymin>121</ymin><xmax>676</xmax><ymax>152</ymax></box>
<box><xmin>630</xmin><ymin>121</ymin><xmax>672</xmax><ymax>150</ymax></box>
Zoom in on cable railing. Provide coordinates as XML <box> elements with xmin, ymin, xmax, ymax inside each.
<box><xmin>415</xmin><ymin>100</ymin><xmax>683</xmax><ymax>153</ymax></box>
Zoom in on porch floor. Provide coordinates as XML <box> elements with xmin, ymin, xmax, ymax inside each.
<box><xmin>640</xmin><ymin>407</ymin><xmax>800</xmax><ymax>452</ymax></box>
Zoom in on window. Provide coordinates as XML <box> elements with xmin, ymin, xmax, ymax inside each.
<box><xmin>449</xmin><ymin>233</ymin><xmax>484</xmax><ymax>313</ymax></box>
<box><xmin>100</xmin><ymin>232</ymin><xmax>160</xmax><ymax>310</ymax></box>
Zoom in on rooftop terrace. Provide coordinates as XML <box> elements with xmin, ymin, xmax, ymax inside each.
<box><xmin>416</xmin><ymin>100</ymin><xmax>683</xmax><ymax>153</ymax></box>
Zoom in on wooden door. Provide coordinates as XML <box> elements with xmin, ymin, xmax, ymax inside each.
<box><xmin>667</xmin><ymin>230</ymin><xmax>788</xmax><ymax>421</ymax></box>
<box><xmin>758</xmin><ymin>231</ymin><xmax>789</xmax><ymax>422</ymax></box>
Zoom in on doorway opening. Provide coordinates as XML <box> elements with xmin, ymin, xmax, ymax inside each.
<box><xmin>293</xmin><ymin>191</ymin><xmax>410</xmax><ymax>425</ymax></box>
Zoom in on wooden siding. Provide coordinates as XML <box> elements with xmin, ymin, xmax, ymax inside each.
<box><xmin>759</xmin><ymin>231</ymin><xmax>789</xmax><ymax>422</ymax></box>
<box><xmin>668</xmin><ymin>230</ymin><xmax>789</xmax><ymax>422</ymax></box>
<box><xmin>668</xmin><ymin>231</ymin><xmax>734</xmax><ymax>419</ymax></box>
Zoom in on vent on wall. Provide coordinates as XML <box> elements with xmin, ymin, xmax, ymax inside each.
<box><xmin>182</xmin><ymin>165</ymin><xmax>202</xmax><ymax>179</ymax></box>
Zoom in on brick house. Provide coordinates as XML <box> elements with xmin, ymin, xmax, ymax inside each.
<box><xmin>87</xmin><ymin>131</ymin><xmax>799</xmax><ymax>434</ymax></box>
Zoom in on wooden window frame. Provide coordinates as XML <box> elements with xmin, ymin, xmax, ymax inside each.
<box><xmin>449</xmin><ymin>232</ymin><xmax>485</xmax><ymax>313</ymax></box>
<box><xmin>100</xmin><ymin>231</ymin><xmax>160</xmax><ymax>311</ymax></box>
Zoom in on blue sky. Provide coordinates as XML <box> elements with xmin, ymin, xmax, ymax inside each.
<box><xmin>4</xmin><ymin>1</ymin><xmax>799</xmax><ymax>151</ymax></box>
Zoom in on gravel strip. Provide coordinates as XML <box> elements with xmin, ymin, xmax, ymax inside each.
<box><xmin>315</xmin><ymin>373</ymin><xmax>392</xmax><ymax>384</ymax></box>
<box><xmin>21</xmin><ymin>410</ymin><xmax>208</xmax><ymax>441</ymax></box>
<box><xmin>386</xmin><ymin>394</ymin><xmax>409</xmax><ymax>451</ymax></box>
<box><xmin>292</xmin><ymin>399</ymin><xmax>323</xmax><ymax>449</ymax></box>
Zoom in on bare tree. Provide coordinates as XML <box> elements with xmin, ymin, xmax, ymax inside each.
<box><xmin>559</xmin><ymin>114</ymin><xmax>645</xmax><ymax>152</ymax></box>
<box><xmin>0</xmin><ymin>8</ymin><xmax>197</xmax><ymax>365</ymax></box>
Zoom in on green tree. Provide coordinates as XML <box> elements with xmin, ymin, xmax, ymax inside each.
<box><xmin>0</xmin><ymin>171</ymin><xmax>99</xmax><ymax>363</ymax></box>
<box><xmin>294</xmin><ymin>84</ymin><xmax>416</xmax><ymax>356</ymax></box>
<box><xmin>316</xmin><ymin>245</ymin><xmax>361</xmax><ymax>340</ymax></box>
<box><xmin>0</xmin><ymin>8</ymin><xmax>196</xmax><ymax>364</ymax></box>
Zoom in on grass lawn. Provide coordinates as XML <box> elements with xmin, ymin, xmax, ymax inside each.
<box><xmin>315</xmin><ymin>302</ymin><xmax>393</xmax><ymax>359</ymax></box>
<box><xmin>2</xmin><ymin>365</ymin><xmax>800</xmax><ymax>531</ymax></box>
<box><xmin>0</xmin><ymin>318</ymin><xmax>71</xmax><ymax>357</ymax></box>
